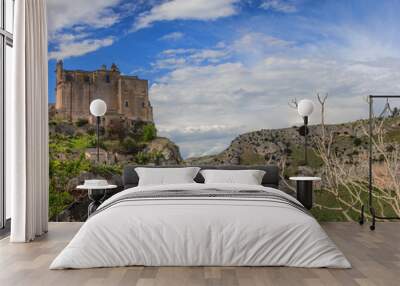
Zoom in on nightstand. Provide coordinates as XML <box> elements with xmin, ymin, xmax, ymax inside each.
<box><xmin>77</xmin><ymin>183</ymin><xmax>117</xmax><ymax>216</ymax></box>
<box><xmin>289</xmin><ymin>177</ymin><xmax>321</xmax><ymax>210</ymax></box>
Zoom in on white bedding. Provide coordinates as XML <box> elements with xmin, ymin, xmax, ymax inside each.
<box><xmin>50</xmin><ymin>183</ymin><xmax>351</xmax><ymax>269</ymax></box>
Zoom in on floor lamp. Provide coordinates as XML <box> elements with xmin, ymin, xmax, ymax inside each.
<box><xmin>297</xmin><ymin>99</ymin><xmax>314</xmax><ymax>165</ymax></box>
<box><xmin>89</xmin><ymin>99</ymin><xmax>107</xmax><ymax>162</ymax></box>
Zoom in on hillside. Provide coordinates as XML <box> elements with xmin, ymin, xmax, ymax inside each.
<box><xmin>185</xmin><ymin>119</ymin><xmax>370</xmax><ymax>172</ymax></box>
<box><xmin>49</xmin><ymin>119</ymin><xmax>182</xmax><ymax>221</ymax></box>
<box><xmin>185</xmin><ymin>117</ymin><xmax>400</xmax><ymax>221</ymax></box>
<box><xmin>50</xmin><ymin>115</ymin><xmax>400</xmax><ymax>222</ymax></box>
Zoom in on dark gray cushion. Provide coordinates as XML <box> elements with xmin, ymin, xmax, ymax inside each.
<box><xmin>123</xmin><ymin>165</ymin><xmax>280</xmax><ymax>189</ymax></box>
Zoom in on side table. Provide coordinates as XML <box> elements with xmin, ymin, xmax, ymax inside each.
<box><xmin>289</xmin><ymin>177</ymin><xmax>321</xmax><ymax>210</ymax></box>
<box><xmin>77</xmin><ymin>184</ymin><xmax>117</xmax><ymax>216</ymax></box>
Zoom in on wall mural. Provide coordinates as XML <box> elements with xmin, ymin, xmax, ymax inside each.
<box><xmin>47</xmin><ymin>0</ymin><xmax>400</xmax><ymax>222</ymax></box>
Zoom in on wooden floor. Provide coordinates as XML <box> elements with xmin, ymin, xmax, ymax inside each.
<box><xmin>0</xmin><ymin>222</ymin><xmax>399</xmax><ymax>286</ymax></box>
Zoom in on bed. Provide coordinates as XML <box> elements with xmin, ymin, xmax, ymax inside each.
<box><xmin>50</xmin><ymin>165</ymin><xmax>351</xmax><ymax>269</ymax></box>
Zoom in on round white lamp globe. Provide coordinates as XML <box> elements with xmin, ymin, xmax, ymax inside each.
<box><xmin>297</xmin><ymin>99</ymin><xmax>314</xmax><ymax>117</ymax></box>
<box><xmin>90</xmin><ymin>99</ymin><xmax>107</xmax><ymax>117</ymax></box>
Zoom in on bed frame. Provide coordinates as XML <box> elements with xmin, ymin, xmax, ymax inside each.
<box><xmin>122</xmin><ymin>165</ymin><xmax>280</xmax><ymax>189</ymax></box>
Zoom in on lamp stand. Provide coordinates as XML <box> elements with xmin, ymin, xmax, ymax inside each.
<box><xmin>304</xmin><ymin>116</ymin><xmax>308</xmax><ymax>165</ymax></box>
<box><xmin>96</xmin><ymin>116</ymin><xmax>100</xmax><ymax>163</ymax></box>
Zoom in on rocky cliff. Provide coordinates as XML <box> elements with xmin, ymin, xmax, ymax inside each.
<box><xmin>185</xmin><ymin>117</ymin><xmax>396</xmax><ymax>180</ymax></box>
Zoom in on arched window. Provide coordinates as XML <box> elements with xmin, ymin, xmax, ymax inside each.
<box><xmin>125</xmin><ymin>101</ymin><xmax>129</xmax><ymax>108</ymax></box>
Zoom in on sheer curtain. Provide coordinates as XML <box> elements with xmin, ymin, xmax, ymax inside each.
<box><xmin>7</xmin><ymin>0</ymin><xmax>49</xmax><ymax>242</ymax></box>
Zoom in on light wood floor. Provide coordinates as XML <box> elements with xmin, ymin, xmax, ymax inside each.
<box><xmin>0</xmin><ymin>222</ymin><xmax>399</xmax><ymax>286</ymax></box>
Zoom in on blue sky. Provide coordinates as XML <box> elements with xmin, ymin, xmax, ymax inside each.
<box><xmin>47</xmin><ymin>0</ymin><xmax>400</xmax><ymax>157</ymax></box>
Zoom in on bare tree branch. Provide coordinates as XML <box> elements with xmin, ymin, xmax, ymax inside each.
<box><xmin>288</xmin><ymin>98</ymin><xmax>298</xmax><ymax>109</ymax></box>
<box><xmin>316</xmin><ymin>93</ymin><xmax>328</xmax><ymax>142</ymax></box>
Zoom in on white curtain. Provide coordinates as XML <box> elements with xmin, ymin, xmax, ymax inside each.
<box><xmin>7</xmin><ymin>0</ymin><xmax>49</xmax><ymax>242</ymax></box>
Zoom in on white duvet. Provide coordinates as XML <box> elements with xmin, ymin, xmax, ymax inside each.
<box><xmin>50</xmin><ymin>183</ymin><xmax>351</xmax><ymax>269</ymax></box>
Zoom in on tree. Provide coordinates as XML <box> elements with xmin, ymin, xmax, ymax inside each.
<box><xmin>311</xmin><ymin>101</ymin><xmax>400</xmax><ymax>221</ymax></box>
<box><xmin>142</xmin><ymin>123</ymin><xmax>157</xmax><ymax>142</ymax></box>
<box><xmin>317</xmin><ymin>93</ymin><xmax>328</xmax><ymax>141</ymax></box>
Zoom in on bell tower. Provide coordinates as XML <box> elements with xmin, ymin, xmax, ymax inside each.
<box><xmin>56</xmin><ymin>60</ymin><xmax>63</xmax><ymax>83</ymax></box>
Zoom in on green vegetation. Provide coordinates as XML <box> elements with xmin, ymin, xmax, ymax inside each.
<box><xmin>353</xmin><ymin>137</ymin><xmax>362</xmax><ymax>146</ymax></box>
<box><xmin>385</xmin><ymin>130</ymin><xmax>400</xmax><ymax>143</ymax></box>
<box><xmin>121</xmin><ymin>137</ymin><xmax>139</xmax><ymax>154</ymax></box>
<box><xmin>49</xmin><ymin>187</ymin><xmax>74</xmax><ymax>220</ymax></box>
<box><xmin>90</xmin><ymin>163</ymin><xmax>122</xmax><ymax>177</ymax></box>
<box><xmin>240</xmin><ymin>150</ymin><xmax>265</xmax><ymax>165</ymax></box>
<box><xmin>142</xmin><ymin>123</ymin><xmax>157</xmax><ymax>142</ymax></box>
<box><xmin>49</xmin><ymin>133</ymin><xmax>95</xmax><ymax>154</ymax></box>
<box><xmin>49</xmin><ymin>154</ymin><xmax>91</xmax><ymax>219</ymax></box>
<box><xmin>280</xmin><ymin>146</ymin><xmax>325</xmax><ymax>179</ymax></box>
<box><xmin>76</xmin><ymin>118</ymin><xmax>89</xmax><ymax>127</ymax></box>
<box><xmin>48</xmin><ymin>120</ymin><xmax>165</xmax><ymax>220</ymax></box>
<box><xmin>102</xmin><ymin>139</ymin><xmax>121</xmax><ymax>153</ymax></box>
<box><xmin>135</xmin><ymin>151</ymin><xmax>151</xmax><ymax>164</ymax></box>
<box><xmin>310</xmin><ymin>189</ymin><xmax>347</xmax><ymax>221</ymax></box>
<box><xmin>310</xmin><ymin>182</ymin><xmax>400</xmax><ymax>222</ymax></box>
<box><xmin>290</xmin><ymin>147</ymin><xmax>323</xmax><ymax>169</ymax></box>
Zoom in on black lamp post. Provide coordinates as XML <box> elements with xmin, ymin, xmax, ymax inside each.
<box><xmin>297</xmin><ymin>99</ymin><xmax>314</xmax><ymax>165</ymax></box>
<box><xmin>89</xmin><ymin>99</ymin><xmax>107</xmax><ymax>162</ymax></box>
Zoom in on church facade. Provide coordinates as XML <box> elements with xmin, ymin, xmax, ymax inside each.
<box><xmin>53</xmin><ymin>61</ymin><xmax>153</xmax><ymax>127</ymax></box>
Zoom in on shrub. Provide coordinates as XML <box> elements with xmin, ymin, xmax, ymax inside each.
<box><xmin>135</xmin><ymin>152</ymin><xmax>151</xmax><ymax>164</ymax></box>
<box><xmin>76</xmin><ymin>118</ymin><xmax>89</xmax><ymax>127</ymax></box>
<box><xmin>91</xmin><ymin>164</ymin><xmax>122</xmax><ymax>178</ymax></box>
<box><xmin>86</xmin><ymin>126</ymin><xmax>96</xmax><ymax>135</ymax></box>
<box><xmin>142</xmin><ymin>123</ymin><xmax>157</xmax><ymax>142</ymax></box>
<box><xmin>55</xmin><ymin>122</ymin><xmax>76</xmax><ymax>136</ymax></box>
<box><xmin>105</xmin><ymin>120</ymin><xmax>126</xmax><ymax>140</ymax></box>
<box><xmin>49</xmin><ymin>183</ymin><xmax>74</xmax><ymax>220</ymax></box>
<box><xmin>49</xmin><ymin>154</ymin><xmax>91</xmax><ymax>218</ymax></box>
<box><xmin>152</xmin><ymin>151</ymin><xmax>164</xmax><ymax>165</ymax></box>
<box><xmin>122</xmin><ymin>137</ymin><xmax>138</xmax><ymax>154</ymax></box>
<box><xmin>353</xmin><ymin>137</ymin><xmax>362</xmax><ymax>146</ymax></box>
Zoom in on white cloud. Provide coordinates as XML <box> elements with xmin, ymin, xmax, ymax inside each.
<box><xmin>161</xmin><ymin>48</ymin><xmax>198</xmax><ymax>56</ymax></box>
<box><xmin>260</xmin><ymin>0</ymin><xmax>297</xmax><ymax>13</ymax></box>
<box><xmin>133</xmin><ymin>0</ymin><xmax>239</xmax><ymax>31</ymax></box>
<box><xmin>189</xmin><ymin>49</ymin><xmax>230</xmax><ymax>63</ymax></box>
<box><xmin>153</xmin><ymin>47</ymin><xmax>230</xmax><ymax>70</ymax></box>
<box><xmin>150</xmin><ymin>30</ymin><xmax>400</xmax><ymax>157</ymax></box>
<box><xmin>47</xmin><ymin>0</ymin><xmax>123</xmax><ymax>35</ymax></box>
<box><xmin>160</xmin><ymin>32</ymin><xmax>185</xmax><ymax>41</ymax></box>
<box><xmin>153</xmin><ymin>57</ymin><xmax>187</xmax><ymax>70</ymax></box>
<box><xmin>47</xmin><ymin>0</ymin><xmax>135</xmax><ymax>60</ymax></box>
<box><xmin>49</xmin><ymin>37</ymin><xmax>115</xmax><ymax>60</ymax></box>
<box><xmin>234</xmin><ymin>32</ymin><xmax>293</xmax><ymax>49</ymax></box>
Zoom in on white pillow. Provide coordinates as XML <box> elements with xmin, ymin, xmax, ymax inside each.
<box><xmin>200</xmin><ymin>169</ymin><xmax>266</xmax><ymax>185</ymax></box>
<box><xmin>135</xmin><ymin>167</ymin><xmax>201</xmax><ymax>186</ymax></box>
